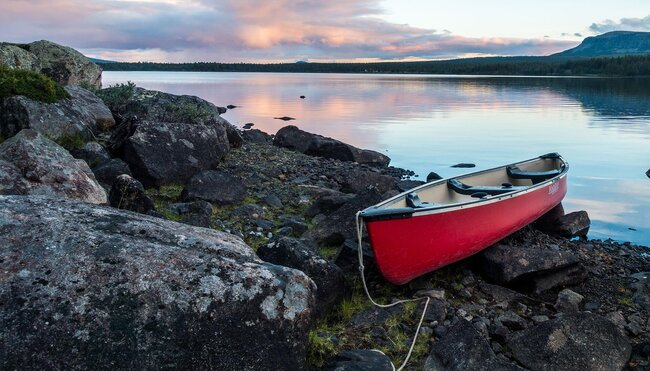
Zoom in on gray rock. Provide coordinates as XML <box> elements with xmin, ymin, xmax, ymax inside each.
<box><xmin>232</xmin><ymin>204</ymin><xmax>265</xmax><ymax>219</ymax></box>
<box><xmin>1</xmin><ymin>85</ymin><xmax>115</xmax><ymax>142</ymax></box>
<box><xmin>554</xmin><ymin>211</ymin><xmax>591</xmax><ymax>238</ymax></box>
<box><xmin>333</xmin><ymin>239</ymin><xmax>374</xmax><ymax>272</ymax></box>
<box><xmin>279</xmin><ymin>215</ymin><xmax>309</xmax><ymax>236</ymax></box>
<box><xmin>350</xmin><ymin>305</ymin><xmax>404</xmax><ymax>329</ymax></box>
<box><xmin>305</xmin><ymin>190</ymin><xmax>355</xmax><ymax>217</ymax></box>
<box><xmin>70</xmin><ymin>141</ymin><xmax>112</xmax><ymax>168</ymax></box>
<box><xmin>23</xmin><ymin>40</ymin><xmax>102</xmax><ymax>88</ymax></box>
<box><xmin>258</xmin><ymin>238</ymin><xmax>346</xmax><ymax>316</ymax></box>
<box><xmin>339</xmin><ymin>169</ymin><xmax>397</xmax><ymax>194</ymax></box>
<box><xmin>304</xmin><ymin>188</ymin><xmax>384</xmax><ymax>245</ymax></box>
<box><xmin>478</xmin><ymin>243</ymin><xmax>585</xmax><ymax>292</ymax></box>
<box><xmin>0</xmin><ymin>129</ymin><xmax>107</xmax><ymax>204</ymax></box>
<box><xmin>274</xmin><ymin>125</ymin><xmax>390</xmax><ymax>167</ymax></box>
<box><xmin>496</xmin><ymin>311</ymin><xmax>528</xmax><ymax>330</ymax></box>
<box><xmin>262</xmin><ymin>193</ymin><xmax>283</xmax><ymax>208</ymax></box>
<box><xmin>0</xmin><ymin>43</ymin><xmax>38</xmax><ymax>70</ymax></box>
<box><xmin>166</xmin><ymin>200</ymin><xmax>213</xmax><ymax>228</ymax></box>
<box><xmin>554</xmin><ymin>289</ymin><xmax>584</xmax><ymax>313</ymax></box>
<box><xmin>451</xmin><ymin>163</ymin><xmax>475</xmax><ymax>168</ymax></box>
<box><xmin>396</xmin><ymin>179</ymin><xmax>425</xmax><ymax>192</ymax></box>
<box><xmin>421</xmin><ymin>298</ymin><xmax>447</xmax><ymax>324</ymax></box>
<box><xmin>92</xmin><ymin>158</ymin><xmax>132</xmax><ymax>188</ymax></box>
<box><xmin>181</xmin><ymin>170</ymin><xmax>246</xmax><ymax>205</ymax></box>
<box><xmin>0</xmin><ymin>195</ymin><xmax>315</xmax><ymax>370</ymax></box>
<box><xmin>508</xmin><ymin>313</ymin><xmax>631</xmax><ymax>371</ymax></box>
<box><xmin>242</xmin><ymin>129</ymin><xmax>273</xmax><ymax>144</ymax></box>
<box><xmin>111</xmin><ymin>120</ymin><xmax>230</xmax><ymax>187</ymax></box>
<box><xmin>424</xmin><ymin>320</ymin><xmax>523</xmax><ymax>370</ymax></box>
<box><xmin>426</xmin><ymin>171</ymin><xmax>443</xmax><ymax>182</ymax></box>
<box><xmin>325</xmin><ymin>349</ymin><xmax>393</xmax><ymax>371</ymax></box>
<box><xmin>630</xmin><ymin>272</ymin><xmax>650</xmax><ymax>307</ymax></box>
<box><xmin>108</xmin><ymin>174</ymin><xmax>154</xmax><ymax>214</ymax></box>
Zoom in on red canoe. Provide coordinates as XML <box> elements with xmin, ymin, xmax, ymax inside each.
<box><xmin>359</xmin><ymin>153</ymin><xmax>569</xmax><ymax>285</ymax></box>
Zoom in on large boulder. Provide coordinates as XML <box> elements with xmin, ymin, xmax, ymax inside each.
<box><xmin>99</xmin><ymin>86</ymin><xmax>240</xmax><ymax>148</ymax></box>
<box><xmin>109</xmin><ymin>119</ymin><xmax>230</xmax><ymax>187</ymax></box>
<box><xmin>508</xmin><ymin>313</ymin><xmax>631</xmax><ymax>371</ymax></box>
<box><xmin>274</xmin><ymin>126</ymin><xmax>390</xmax><ymax>167</ymax></box>
<box><xmin>478</xmin><ymin>243</ymin><xmax>586</xmax><ymax>293</ymax></box>
<box><xmin>258</xmin><ymin>238</ymin><xmax>346</xmax><ymax>316</ymax></box>
<box><xmin>0</xmin><ymin>85</ymin><xmax>115</xmax><ymax>141</ymax></box>
<box><xmin>424</xmin><ymin>320</ymin><xmax>523</xmax><ymax>370</ymax></box>
<box><xmin>0</xmin><ymin>129</ymin><xmax>107</xmax><ymax>204</ymax></box>
<box><xmin>181</xmin><ymin>170</ymin><xmax>247</xmax><ymax>205</ymax></box>
<box><xmin>0</xmin><ymin>43</ymin><xmax>38</xmax><ymax>70</ymax></box>
<box><xmin>21</xmin><ymin>40</ymin><xmax>102</xmax><ymax>88</ymax></box>
<box><xmin>0</xmin><ymin>195</ymin><xmax>315</xmax><ymax>370</ymax></box>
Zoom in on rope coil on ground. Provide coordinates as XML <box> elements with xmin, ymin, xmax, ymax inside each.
<box><xmin>355</xmin><ymin>211</ymin><xmax>430</xmax><ymax>371</ymax></box>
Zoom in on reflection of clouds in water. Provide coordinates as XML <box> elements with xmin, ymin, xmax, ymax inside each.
<box><xmin>563</xmin><ymin>198</ymin><xmax>634</xmax><ymax>224</ymax></box>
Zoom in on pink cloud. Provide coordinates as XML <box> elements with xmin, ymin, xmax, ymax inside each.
<box><xmin>0</xmin><ymin>0</ymin><xmax>578</xmax><ymax>62</ymax></box>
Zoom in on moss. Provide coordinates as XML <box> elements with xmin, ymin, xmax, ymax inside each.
<box><xmin>55</xmin><ymin>133</ymin><xmax>87</xmax><ymax>150</ymax></box>
<box><xmin>319</xmin><ymin>246</ymin><xmax>338</xmax><ymax>260</ymax></box>
<box><xmin>307</xmin><ymin>324</ymin><xmax>344</xmax><ymax>367</ymax></box>
<box><xmin>0</xmin><ymin>64</ymin><xmax>70</xmax><ymax>103</ymax></box>
<box><xmin>95</xmin><ymin>81</ymin><xmax>136</xmax><ymax>108</ymax></box>
<box><xmin>146</xmin><ymin>185</ymin><xmax>184</xmax><ymax>212</ymax></box>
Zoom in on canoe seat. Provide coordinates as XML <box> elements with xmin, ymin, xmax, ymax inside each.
<box><xmin>406</xmin><ymin>192</ymin><xmax>434</xmax><ymax>208</ymax></box>
<box><xmin>447</xmin><ymin>178</ymin><xmax>526</xmax><ymax>196</ymax></box>
<box><xmin>507</xmin><ymin>166</ymin><xmax>560</xmax><ymax>184</ymax></box>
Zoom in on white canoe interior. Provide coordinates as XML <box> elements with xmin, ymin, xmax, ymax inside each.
<box><xmin>375</xmin><ymin>154</ymin><xmax>567</xmax><ymax>212</ymax></box>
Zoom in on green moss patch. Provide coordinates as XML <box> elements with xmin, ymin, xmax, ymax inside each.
<box><xmin>0</xmin><ymin>65</ymin><xmax>70</xmax><ymax>103</ymax></box>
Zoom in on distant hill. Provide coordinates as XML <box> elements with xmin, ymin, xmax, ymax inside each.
<box><xmin>553</xmin><ymin>31</ymin><xmax>650</xmax><ymax>57</ymax></box>
<box><xmin>88</xmin><ymin>57</ymin><xmax>116</xmax><ymax>64</ymax></box>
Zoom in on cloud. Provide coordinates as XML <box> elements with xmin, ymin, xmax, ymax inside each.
<box><xmin>589</xmin><ymin>15</ymin><xmax>650</xmax><ymax>33</ymax></box>
<box><xmin>0</xmin><ymin>0</ymin><xmax>576</xmax><ymax>62</ymax></box>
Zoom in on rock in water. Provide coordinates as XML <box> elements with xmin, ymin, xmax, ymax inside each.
<box><xmin>109</xmin><ymin>174</ymin><xmax>155</xmax><ymax>214</ymax></box>
<box><xmin>0</xmin><ymin>85</ymin><xmax>115</xmax><ymax>141</ymax></box>
<box><xmin>24</xmin><ymin>40</ymin><xmax>103</xmax><ymax>88</ymax></box>
<box><xmin>426</xmin><ymin>171</ymin><xmax>443</xmax><ymax>182</ymax></box>
<box><xmin>451</xmin><ymin>163</ymin><xmax>476</xmax><ymax>168</ymax></box>
<box><xmin>181</xmin><ymin>170</ymin><xmax>247</xmax><ymax>205</ymax></box>
<box><xmin>0</xmin><ymin>129</ymin><xmax>107</xmax><ymax>204</ymax></box>
<box><xmin>424</xmin><ymin>320</ymin><xmax>523</xmax><ymax>370</ymax></box>
<box><xmin>110</xmin><ymin>120</ymin><xmax>230</xmax><ymax>187</ymax></box>
<box><xmin>258</xmin><ymin>238</ymin><xmax>346</xmax><ymax>316</ymax></box>
<box><xmin>554</xmin><ymin>211</ymin><xmax>591</xmax><ymax>238</ymax></box>
<box><xmin>646</xmin><ymin>168</ymin><xmax>650</xmax><ymax>179</ymax></box>
<box><xmin>508</xmin><ymin>313</ymin><xmax>631</xmax><ymax>371</ymax></box>
<box><xmin>242</xmin><ymin>128</ymin><xmax>272</xmax><ymax>144</ymax></box>
<box><xmin>274</xmin><ymin>125</ymin><xmax>390</xmax><ymax>167</ymax></box>
<box><xmin>0</xmin><ymin>195</ymin><xmax>315</xmax><ymax>370</ymax></box>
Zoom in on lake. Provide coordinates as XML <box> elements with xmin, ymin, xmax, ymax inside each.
<box><xmin>103</xmin><ymin>72</ymin><xmax>650</xmax><ymax>246</ymax></box>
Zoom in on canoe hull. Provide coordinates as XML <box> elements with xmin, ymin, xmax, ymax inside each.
<box><xmin>364</xmin><ymin>174</ymin><xmax>567</xmax><ymax>285</ymax></box>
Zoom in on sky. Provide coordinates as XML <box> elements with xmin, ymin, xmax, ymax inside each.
<box><xmin>1</xmin><ymin>0</ymin><xmax>649</xmax><ymax>62</ymax></box>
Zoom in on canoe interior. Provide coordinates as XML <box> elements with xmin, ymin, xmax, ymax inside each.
<box><xmin>375</xmin><ymin>155</ymin><xmax>565</xmax><ymax>211</ymax></box>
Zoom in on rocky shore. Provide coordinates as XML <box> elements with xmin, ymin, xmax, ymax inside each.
<box><xmin>1</xmin><ymin>41</ymin><xmax>649</xmax><ymax>370</ymax></box>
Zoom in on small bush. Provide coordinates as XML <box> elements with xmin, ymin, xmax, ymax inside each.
<box><xmin>0</xmin><ymin>64</ymin><xmax>70</xmax><ymax>103</ymax></box>
<box><xmin>95</xmin><ymin>81</ymin><xmax>136</xmax><ymax>108</ymax></box>
<box><xmin>55</xmin><ymin>133</ymin><xmax>87</xmax><ymax>150</ymax></box>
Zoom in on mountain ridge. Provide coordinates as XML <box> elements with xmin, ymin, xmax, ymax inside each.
<box><xmin>553</xmin><ymin>31</ymin><xmax>650</xmax><ymax>57</ymax></box>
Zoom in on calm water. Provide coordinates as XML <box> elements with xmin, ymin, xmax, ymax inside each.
<box><xmin>103</xmin><ymin>72</ymin><xmax>650</xmax><ymax>245</ymax></box>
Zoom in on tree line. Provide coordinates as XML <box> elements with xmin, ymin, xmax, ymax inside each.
<box><xmin>98</xmin><ymin>55</ymin><xmax>650</xmax><ymax>76</ymax></box>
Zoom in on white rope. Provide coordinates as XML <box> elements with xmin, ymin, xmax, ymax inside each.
<box><xmin>355</xmin><ymin>211</ymin><xmax>430</xmax><ymax>371</ymax></box>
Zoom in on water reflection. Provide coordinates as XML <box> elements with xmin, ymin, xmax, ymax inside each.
<box><xmin>103</xmin><ymin>72</ymin><xmax>650</xmax><ymax>245</ymax></box>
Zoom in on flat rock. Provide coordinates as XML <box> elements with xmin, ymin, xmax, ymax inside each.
<box><xmin>324</xmin><ymin>349</ymin><xmax>393</xmax><ymax>371</ymax></box>
<box><xmin>424</xmin><ymin>320</ymin><xmax>522</xmax><ymax>370</ymax></box>
<box><xmin>451</xmin><ymin>163</ymin><xmax>476</xmax><ymax>168</ymax></box>
<box><xmin>181</xmin><ymin>170</ymin><xmax>246</xmax><ymax>205</ymax></box>
<box><xmin>109</xmin><ymin>174</ymin><xmax>154</xmax><ymax>214</ymax></box>
<box><xmin>1</xmin><ymin>85</ymin><xmax>115</xmax><ymax>141</ymax></box>
<box><xmin>110</xmin><ymin>120</ymin><xmax>230</xmax><ymax>187</ymax></box>
<box><xmin>166</xmin><ymin>200</ymin><xmax>213</xmax><ymax>228</ymax></box>
<box><xmin>274</xmin><ymin>125</ymin><xmax>390</xmax><ymax>167</ymax></box>
<box><xmin>0</xmin><ymin>195</ymin><xmax>315</xmax><ymax>370</ymax></box>
<box><xmin>338</xmin><ymin>169</ymin><xmax>396</xmax><ymax>194</ymax></box>
<box><xmin>304</xmin><ymin>188</ymin><xmax>384</xmax><ymax>245</ymax></box>
<box><xmin>508</xmin><ymin>313</ymin><xmax>631</xmax><ymax>371</ymax></box>
<box><xmin>0</xmin><ymin>129</ymin><xmax>107</xmax><ymax>204</ymax></box>
<box><xmin>258</xmin><ymin>237</ymin><xmax>346</xmax><ymax>316</ymax></box>
<box><xmin>478</xmin><ymin>243</ymin><xmax>585</xmax><ymax>291</ymax></box>
<box><xmin>553</xmin><ymin>211</ymin><xmax>591</xmax><ymax>238</ymax></box>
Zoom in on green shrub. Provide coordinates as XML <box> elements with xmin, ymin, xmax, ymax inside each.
<box><xmin>95</xmin><ymin>81</ymin><xmax>136</xmax><ymax>107</ymax></box>
<box><xmin>55</xmin><ymin>133</ymin><xmax>87</xmax><ymax>150</ymax></box>
<box><xmin>0</xmin><ymin>64</ymin><xmax>70</xmax><ymax>103</ymax></box>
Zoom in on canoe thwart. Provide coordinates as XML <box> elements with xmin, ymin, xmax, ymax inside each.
<box><xmin>447</xmin><ymin>178</ymin><xmax>526</xmax><ymax>196</ymax></box>
<box><xmin>507</xmin><ymin>166</ymin><xmax>561</xmax><ymax>184</ymax></box>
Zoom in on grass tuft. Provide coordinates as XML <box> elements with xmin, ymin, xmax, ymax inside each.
<box><xmin>0</xmin><ymin>64</ymin><xmax>70</xmax><ymax>103</ymax></box>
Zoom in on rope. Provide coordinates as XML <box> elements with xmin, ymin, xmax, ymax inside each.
<box><xmin>354</xmin><ymin>211</ymin><xmax>430</xmax><ymax>371</ymax></box>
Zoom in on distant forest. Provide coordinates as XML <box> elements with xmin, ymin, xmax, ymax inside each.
<box><xmin>98</xmin><ymin>55</ymin><xmax>650</xmax><ymax>76</ymax></box>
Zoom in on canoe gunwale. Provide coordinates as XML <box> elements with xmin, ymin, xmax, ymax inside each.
<box><xmin>360</xmin><ymin>154</ymin><xmax>569</xmax><ymax>223</ymax></box>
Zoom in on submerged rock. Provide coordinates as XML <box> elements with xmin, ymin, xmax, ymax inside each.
<box><xmin>274</xmin><ymin>125</ymin><xmax>390</xmax><ymax>167</ymax></box>
<box><xmin>508</xmin><ymin>313</ymin><xmax>631</xmax><ymax>371</ymax></box>
<box><xmin>451</xmin><ymin>163</ymin><xmax>476</xmax><ymax>168</ymax></box>
<box><xmin>0</xmin><ymin>129</ymin><xmax>107</xmax><ymax>204</ymax></box>
<box><xmin>0</xmin><ymin>195</ymin><xmax>315</xmax><ymax>370</ymax></box>
<box><xmin>0</xmin><ymin>85</ymin><xmax>115</xmax><ymax>141</ymax></box>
